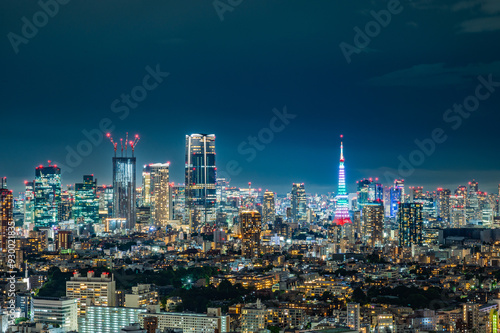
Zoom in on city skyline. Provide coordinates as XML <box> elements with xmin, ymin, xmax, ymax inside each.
<box><xmin>2</xmin><ymin>132</ymin><xmax>500</xmax><ymax>197</ymax></box>
<box><xmin>2</xmin><ymin>1</ymin><xmax>500</xmax><ymax>195</ymax></box>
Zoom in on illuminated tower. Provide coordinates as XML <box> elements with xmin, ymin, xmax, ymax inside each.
<box><xmin>333</xmin><ymin>135</ymin><xmax>351</xmax><ymax>226</ymax></box>
<box><xmin>34</xmin><ymin>163</ymin><xmax>61</xmax><ymax>227</ymax></box>
<box><xmin>108</xmin><ymin>133</ymin><xmax>140</xmax><ymax>230</ymax></box>
<box><xmin>185</xmin><ymin>134</ymin><xmax>216</xmax><ymax>229</ymax></box>
<box><xmin>291</xmin><ymin>183</ymin><xmax>306</xmax><ymax>223</ymax></box>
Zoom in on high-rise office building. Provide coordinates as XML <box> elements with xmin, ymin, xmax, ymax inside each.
<box><xmin>33</xmin><ymin>164</ymin><xmax>61</xmax><ymax>227</ymax></box>
<box><xmin>262</xmin><ymin>191</ymin><xmax>275</xmax><ymax>225</ymax></box>
<box><xmin>0</xmin><ymin>186</ymin><xmax>13</xmax><ymax>252</ymax></box>
<box><xmin>24</xmin><ymin>181</ymin><xmax>35</xmax><ymax>229</ymax></box>
<box><xmin>334</xmin><ymin>135</ymin><xmax>351</xmax><ymax>226</ymax></box>
<box><xmin>362</xmin><ymin>201</ymin><xmax>384</xmax><ymax>247</ymax></box>
<box><xmin>347</xmin><ymin>303</ymin><xmax>360</xmax><ymax>332</ymax></box>
<box><xmin>291</xmin><ymin>183</ymin><xmax>306</xmax><ymax>223</ymax></box>
<box><xmin>56</xmin><ymin>230</ymin><xmax>72</xmax><ymax>250</ymax></box>
<box><xmin>469</xmin><ymin>180</ymin><xmax>479</xmax><ymax>193</ymax></box>
<box><xmin>390</xmin><ymin>179</ymin><xmax>404</xmax><ymax>217</ymax></box>
<box><xmin>58</xmin><ymin>190</ymin><xmax>73</xmax><ymax>221</ymax></box>
<box><xmin>185</xmin><ymin>134</ymin><xmax>216</xmax><ymax>229</ymax></box>
<box><xmin>113</xmin><ymin>157</ymin><xmax>136</xmax><ymax>230</ymax></box>
<box><xmin>398</xmin><ymin>202</ymin><xmax>423</xmax><ymax>247</ymax></box>
<box><xmin>240</xmin><ymin>210</ymin><xmax>261</xmax><ymax>258</ymax></box>
<box><xmin>410</xmin><ymin>186</ymin><xmax>424</xmax><ymax>202</ymax></box>
<box><xmin>143</xmin><ymin>163</ymin><xmax>170</xmax><ymax>228</ymax></box>
<box><xmin>437</xmin><ymin>188</ymin><xmax>451</xmax><ymax>224</ymax></box>
<box><xmin>73</xmin><ymin>175</ymin><xmax>99</xmax><ymax>224</ymax></box>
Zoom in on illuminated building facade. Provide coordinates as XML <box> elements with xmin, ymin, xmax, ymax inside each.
<box><xmin>398</xmin><ymin>202</ymin><xmax>423</xmax><ymax>247</ymax></box>
<box><xmin>73</xmin><ymin>175</ymin><xmax>99</xmax><ymax>223</ymax></box>
<box><xmin>143</xmin><ymin>163</ymin><xmax>170</xmax><ymax>228</ymax></box>
<box><xmin>78</xmin><ymin>306</ymin><xmax>147</xmax><ymax>333</ymax></box>
<box><xmin>0</xmin><ymin>186</ymin><xmax>13</xmax><ymax>252</ymax></box>
<box><xmin>437</xmin><ymin>188</ymin><xmax>451</xmax><ymax>224</ymax></box>
<box><xmin>113</xmin><ymin>157</ymin><xmax>136</xmax><ymax>230</ymax></box>
<box><xmin>333</xmin><ymin>135</ymin><xmax>351</xmax><ymax>225</ymax></box>
<box><xmin>291</xmin><ymin>183</ymin><xmax>306</xmax><ymax>223</ymax></box>
<box><xmin>347</xmin><ymin>303</ymin><xmax>360</xmax><ymax>332</ymax></box>
<box><xmin>185</xmin><ymin>134</ymin><xmax>216</xmax><ymax>228</ymax></box>
<box><xmin>34</xmin><ymin>164</ymin><xmax>61</xmax><ymax>227</ymax></box>
<box><xmin>262</xmin><ymin>191</ymin><xmax>275</xmax><ymax>225</ymax></box>
<box><xmin>362</xmin><ymin>201</ymin><xmax>384</xmax><ymax>247</ymax></box>
<box><xmin>66</xmin><ymin>271</ymin><xmax>116</xmax><ymax>317</ymax></box>
<box><xmin>240</xmin><ymin>210</ymin><xmax>262</xmax><ymax>258</ymax></box>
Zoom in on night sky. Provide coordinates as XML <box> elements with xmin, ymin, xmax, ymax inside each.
<box><xmin>2</xmin><ymin>0</ymin><xmax>500</xmax><ymax>195</ymax></box>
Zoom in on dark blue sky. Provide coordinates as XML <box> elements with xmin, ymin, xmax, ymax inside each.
<box><xmin>2</xmin><ymin>0</ymin><xmax>500</xmax><ymax>195</ymax></box>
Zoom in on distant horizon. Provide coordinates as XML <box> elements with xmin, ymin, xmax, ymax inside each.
<box><xmin>2</xmin><ymin>1</ymin><xmax>500</xmax><ymax>198</ymax></box>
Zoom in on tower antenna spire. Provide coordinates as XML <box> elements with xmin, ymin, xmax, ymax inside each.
<box><xmin>333</xmin><ymin>134</ymin><xmax>351</xmax><ymax>226</ymax></box>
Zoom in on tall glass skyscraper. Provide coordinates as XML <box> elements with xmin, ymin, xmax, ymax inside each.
<box><xmin>291</xmin><ymin>183</ymin><xmax>306</xmax><ymax>223</ymax></box>
<box><xmin>185</xmin><ymin>134</ymin><xmax>216</xmax><ymax>229</ymax></box>
<box><xmin>34</xmin><ymin>164</ymin><xmax>61</xmax><ymax>227</ymax></box>
<box><xmin>113</xmin><ymin>157</ymin><xmax>136</xmax><ymax>230</ymax></box>
<box><xmin>73</xmin><ymin>175</ymin><xmax>99</xmax><ymax>224</ymax></box>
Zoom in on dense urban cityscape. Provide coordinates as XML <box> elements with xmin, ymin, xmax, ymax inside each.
<box><xmin>3</xmin><ymin>1</ymin><xmax>500</xmax><ymax>333</ymax></box>
<box><xmin>1</xmin><ymin>133</ymin><xmax>500</xmax><ymax>333</ymax></box>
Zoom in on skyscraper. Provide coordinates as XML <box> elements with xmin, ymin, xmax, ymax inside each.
<box><xmin>291</xmin><ymin>183</ymin><xmax>306</xmax><ymax>223</ymax></box>
<box><xmin>73</xmin><ymin>175</ymin><xmax>99</xmax><ymax>224</ymax></box>
<box><xmin>185</xmin><ymin>134</ymin><xmax>216</xmax><ymax>229</ymax></box>
<box><xmin>34</xmin><ymin>163</ymin><xmax>61</xmax><ymax>227</ymax></box>
<box><xmin>410</xmin><ymin>186</ymin><xmax>424</xmax><ymax>202</ymax></box>
<box><xmin>262</xmin><ymin>191</ymin><xmax>275</xmax><ymax>225</ymax></box>
<box><xmin>240</xmin><ymin>210</ymin><xmax>261</xmax><ymax>258</ymax></box>
<box><xmin>398</xmin><ymin>202</ymin><xmax>423</xmax><ymax>247</ymax></box>
<box><xmin>390</xmin><ymin>181</ymin><xmax>403</xmax><ymax>218</ymax></box>
<box><xmin>24</xmin><ymin>181</ymin><xmax>35</xmax><ymax>229</ymax></box>
<box><xmin>144</xmin><ymin>163</ymin><xmax>171</xmax><ymax>228</ymax></box>
<box><xmin>0</xmin><ymin>185</ymin><xmax>13</xmax><ymax>252</ymax></box>
<box><xmin>437</xmin><ymin>188</ymin><xmax>451</xmax><ymax>224</ymax></box>
<box><xmin>333</xmin><ymin>135</ymin><xmax>351</xmax><ymax>226</ymax></box>
<box><xmin>362</xmin><ymin>201</ymin><xmax>384</xmax><ymax>247</ymax></box>
<box><xmin>113</xmin><ymin>157</ymin><xmax>136</xmax><ymax>230</ymax></box>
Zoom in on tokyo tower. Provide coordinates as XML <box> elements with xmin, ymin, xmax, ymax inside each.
<box><xmin>333</xmin><ymin>135</ymin><xmax>352</xmax><ymax>225</ymax></box>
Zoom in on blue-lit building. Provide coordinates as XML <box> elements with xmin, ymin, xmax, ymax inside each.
<box><xmin>34</xmin><ymin>164</ymin><xmax>61</xmax><ymax>227</ymax></box>
<box><xmin>185</xmin><ymin>134</ymin><xmax>216</xmax><ymax>229</ymax></box>
<box><xmin>113</xmin><ymin>157</ymin><xmax>136</xmax><ymax>230</ymax></box>
<box><xmin>73</xmin><ymin>175</ymin><xmax>99</xmax><ymax>224</ymax></box>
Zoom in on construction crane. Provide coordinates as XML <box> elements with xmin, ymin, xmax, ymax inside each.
<box><xmin>107</xmin><ymin>132</ymin><xmax>140</xmax><ymax>157</ymax></box>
